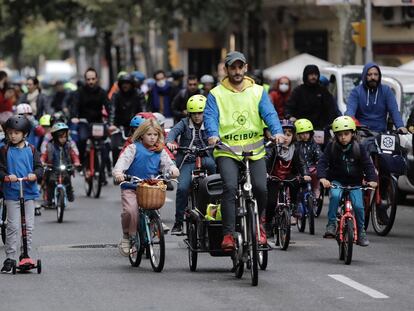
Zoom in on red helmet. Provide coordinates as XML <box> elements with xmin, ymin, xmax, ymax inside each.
<box><xmin>350</xmin><ymin>116</ymin><xmax>361</xmax><ymax>127</ymax></box>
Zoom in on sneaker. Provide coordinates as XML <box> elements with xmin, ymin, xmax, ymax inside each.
<box><xmin>162</xmin><ymin>222</ymin><xmax>170</xmax><ymax>234</ymax></box>
<box><xmin>357</xmin><ymin>230</ymin><xmax>369</xmax><ymax>247</ymax></box>
<box><xmin>118</xmin><ymin>236</ymin><xmax>130</xmax><ymax>257</ymax></box>
<box><xmin>324</xmin><ymin>223</ymin><xmax>336</xmax><ymax>238</ymax></box>
<box><xmin>290</xmin><ymin>216</ymin><xmax>297</xmax><ymax>225</ymax></box>
<box><xmin>221</xmin><ymin>234</ymin><xmax>235</xmax><ymax>251</ymax></box>
<box><xmin>1</xmin><ymin>258</ymin><xmax>13</xmax><ymax>274</ymax></box>
<box><xmin>34</xmin><ymin>207</ymin><xmax>42</xmax><ymax>216</ymax></box>
<box><xmin>259</xmin><ymin>224</ymin><xmax>267</xmax><ymax>245</ymax></box>
<box><xmin>171</xmin><ymin>222</ymin><xmax>183</xmax><ymax>235</ymax></box>
<box><xmin>67</xmin><ymin>190</ymin><xmax>75</xmax><ymax>202</ymax></box>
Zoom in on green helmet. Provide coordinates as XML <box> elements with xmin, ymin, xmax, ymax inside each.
<box><xmin>51</xmin><ymin>122</ymin><xmax>69</xmax><ymax>136</ymax></box>
<box><xmin>39</xmin><ymin>114</ymin><xmax>51</xmax><ymax>127</ymax></box>
<box><xmin>186</xmin><ymin>94</ymin><xmax>206</xmax><ymax>113</ymax></box>
<box><xmin>295</xmin><ymin>118</ymin><xmax>314</xmax><ymax>134</ymax></box>
<box><xmin>332</xmin><ymin>116</ymin><xmax>356</xmax><ymax>133</ymax></box>
<box><xmin>117</xmin><ymin>71</ymin><xmax>128</xmax><ymax>79</ymax></box>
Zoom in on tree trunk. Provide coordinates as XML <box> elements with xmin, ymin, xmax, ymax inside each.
<box><xmin>141</xmin><ymin>27</ymin><xmax>154</xmax><ymax>76</ymax></box>
<box><xmin>104</xmin><ymin>31</ymin><xmax>114</xmax><ymax>86</ymax></box>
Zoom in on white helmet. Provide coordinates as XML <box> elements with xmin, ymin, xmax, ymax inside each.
<box><xmin>153</xmin><ymin>112</ymin><xmax>166</xmax><ymax>126</ymax></box>
<box><xmin>200</xmin><ymin>74</ymin><xmax>214</xmax><ymax>84</ymax></box>
<box><xmin>16</xmin><ymin>103</ymin><xmax>33</xmax><ymax>115</ymax></box>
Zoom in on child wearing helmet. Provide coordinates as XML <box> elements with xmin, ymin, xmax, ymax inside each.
<box><xmin>166</xmin><ymin>94</ymin><xmax>216</xmax><ymax>235</ymax></box>
<box><xmin>15</xmin><ymin>103</ymin><xmax>41</xmax><ymax>147</ymax></box>
<box><xmin>317</xmin><ymin>116</ymin><xmax>377</xmax><ymax>246</ymax></box>
<box><xmin>40</xmin><ymin>123</ymin><xmax>81</xmax><ymax>207</ymax></box>
<box><xmin>0</xmin><ymin>115</ymin><xmax>43</xmax><ymax>273</ymax></box>
<box><xmin>266</xmin><ymin>119</ymin><xmax>311</xmax><ymax>229</ymax></box>
<box><xmin>294</xmin><ymin>119</ymin><xmax>322</xmax><ymax>204</ymax></box>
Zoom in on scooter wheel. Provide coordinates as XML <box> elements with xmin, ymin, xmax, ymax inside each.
<box><xmin>37</xmin><ymin>259</ymin><xmax>41</xmax><ymax>274</ymax></box>
<box><xmin>12</xmin><ymin>260</ymin><xmax>16</xmax><ymax>275</ymax></box>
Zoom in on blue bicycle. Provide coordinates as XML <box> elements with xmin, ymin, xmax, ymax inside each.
<box><xmin>296</xmin><ymin>181</ymin><xmax>316</xmax><ymax>235</ymax></box>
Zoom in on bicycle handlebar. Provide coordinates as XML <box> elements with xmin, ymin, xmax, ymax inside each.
<box><xmin>175</xmin><ymin>145</ymin><xmax>214</xmax><ymax>154</ymax></box>
<box><xmin>4</xmin><ymin>176</ymin><xmax>30</xmax><ymax>183</ymax></box>
<box><xmin>119</xmin><ymin>174</ymin><xmax>178</xmax><ymax>186</ymax></box>
<box><xmin>330</xmin><ymin>184</ymin><xmax>375</xmax><ymax>191</ymax></box>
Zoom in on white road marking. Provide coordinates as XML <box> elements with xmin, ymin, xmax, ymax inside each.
<box><xmin>329</xmin><ymin>274</ymin><xmax>389</xmax><ymax>299</ymax></box>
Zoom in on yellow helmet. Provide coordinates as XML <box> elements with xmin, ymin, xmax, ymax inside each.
<box><xmin>39</xmin><ymin>114</ymin><xmax>51</xmax><ymax>127</ymax></box>
<box><xmin>295</xmin><ymin>118</ymin><xmax>314</xmax><ymax>134</ymax></box>
<box><xmin>187</xmin><ymin>94</ymin><xmax>206</xmax><ymax>113</ymax></box>
<box><xmin>332</xmin><ymin>116</ymin><xmax>356</xmax><ymax>133</ymax></box>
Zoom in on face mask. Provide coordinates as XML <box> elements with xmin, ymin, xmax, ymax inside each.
<box><xmin>0</xmin><ymin>132</ymin><xmax>4</xmax><ymax>141</ymax></box>
<box><xmin>156</xmin><ymin>79</ymin><xmax>166</xmax><ymax>88</ymax></box>
<box><xmin>279</xmin><ymin>83</ymin><xmax>289</xmax><ymax>93</ymax></box>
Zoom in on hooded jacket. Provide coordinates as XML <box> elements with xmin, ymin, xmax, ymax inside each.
<box><xmin>345</xmin><ymin>62</ymin><xmax>404</xmax><ymax>132</ymax></box>
<box><xmin>269</xmin><ymin>76</ymin><xmax>291</xmax><ymax>119</ymax></box>
<box><xmin>285</xmin><ymin>65</ymin><xmax>337</xmax><ymax>130</ymax></box>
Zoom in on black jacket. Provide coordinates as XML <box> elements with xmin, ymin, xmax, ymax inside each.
<box><xmin>317</xmin><ymin>140</ymin><xmax>377</xmax><ymax>185</ymax></box>
<box><xmin>285</xmin><ymin>65</ymin><xmax>337</xmax><ymax>130</ymax></box>
<box><xmin>266</xmin><ymin>145</ymin><xmax>309</xmax><ymax>178</ymax></box>
<box><xmin>71</xmin><ymin>85</ymin><xmax>112</xmax><ymax>123</ymax></box>
<box><xmin>112</xmin><ymin>89</ymin><xmax>146</xmax><ymax>128</ymax></box>
<box><xmin>295</xmin><ymin>140</ymin><xmax>322</xmax><ymax>168</ymax></box>
<box><xmin>171</xmin><ymin>89</ymin><xmax>200</xmax><ymax>124</ymax></box>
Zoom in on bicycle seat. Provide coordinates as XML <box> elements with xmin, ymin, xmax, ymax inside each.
<box><xmin>197</xmin><ymin>174</ymin><xmax>223</xmax><ymax>215</ymax></box>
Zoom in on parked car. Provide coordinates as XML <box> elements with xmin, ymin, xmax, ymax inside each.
<box><xmin>320</xmin><ymin>65</ymin><xmax>414</xmax><ymax>201</ymax></box>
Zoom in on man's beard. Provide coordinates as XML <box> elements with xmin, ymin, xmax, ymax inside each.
<box><xmin>229</xmin><ymin>74</ymin><xmax>243</xmax><ymax>85</ymax></box>
<box><xmin>367</xmin><ymin>80</ymin><xmax>378</xmax><ymax>89</ymax></box>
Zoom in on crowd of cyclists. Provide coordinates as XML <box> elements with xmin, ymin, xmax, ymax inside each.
<box><xmin>0</xmin><ymin>50</ymin><xmax>411</xmax><ymax>274</ymax></box>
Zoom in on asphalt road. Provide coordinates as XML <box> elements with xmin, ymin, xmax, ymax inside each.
<box><xmin>1</xmin><ymin>176</ymin><xmax>414</xmax><ymax>311</ymax></box>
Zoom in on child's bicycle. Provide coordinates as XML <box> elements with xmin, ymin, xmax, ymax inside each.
<box><xmin>296</xmin><ymin>181</ymin><xmax>316</xmax><ymax>235</ymax></box>
<box><xmin>44</xmin><ymin>163</ymin><xmax>74</xmax><ymax>223</ymax></box>
<box><xmin>120</xmin><ymin>174</ymin><xmax>176</xmax><ymax>272</ymax></box>
<box><xmin>4</xmin><ymin>176</ymin><xmax>41</xmax><ymax>274</ymax></box>
<box><xmin>328</xmin><ymin>184</ymin><xmax>373</xmax><ymax>265</ymax></box>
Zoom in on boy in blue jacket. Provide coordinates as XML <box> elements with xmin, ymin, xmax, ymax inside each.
<box><xmin>0</xmin><ymin>115</ymin><xmax>43</xmax><ymax>273</ymax></box>
<box><xmin>166</xmin><ymin>95</ymin><xmax>216</xmax><ymax>235</ymax></box>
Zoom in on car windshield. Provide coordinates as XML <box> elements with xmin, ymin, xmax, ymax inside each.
<box><xmin>401</xmin><ymin>92</ymin><xmax>414</xmax><ymax>122</ymax></box>
<box><xmin>343</xmin><ymin>73</ymin><xmax>362</xmax><ymax>104</ymax></box>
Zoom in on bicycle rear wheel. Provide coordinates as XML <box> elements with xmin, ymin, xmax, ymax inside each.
<box><xmin>297</xmin><ymin>203</ymin><xmax>306</xmax><ymax>233</ymax></box>
<box><xmin>56</xmin><ymin>188</ymin><xmax>65</xmax><ymax>223</ymax></box>
<box><xmin>188</xmin><ymin>223</ymin><xmax>198</xmax><ymax>272</ymax></box>
<box><xmin>371</xmin><ymin>176</ymin><xmax>397</xmax><ymax>236</ymax></box>
<box><xmin>279</xmin><ymin>208</ymin><xmax>291</xmax><ymax>250</ymax></box>
<box><xmin>247</xmin><ymin>203</ymin><xmax>258</xmax><ymax>286</ymax></box>
<box><xmin>308</xmin><ymin>196</ymin><xmax>315</xmax><ymax>235</ymax></box>
<box><xmin>83</xmin><ymin>152</ymin><xmax>93</xmax><ymax>197</ymax></box>
<box><xmin>92</xmin><ymin>151</ymin><xmax>102</xmax><ymax>198</ymax></box>
<box><xmin>148</xmin><ymin>214</ymin><xmax>165</xmax><ymax>272</ymax></box>
<box><xmin>343</xmin><ymin>219</ymin><xmax>354</xmax><ymax>265</ymax></box>
<box><xmin>258</xmin><ymin>248</ymin><xmax>268</xmax><ymax>271</ymax></box>
<box><xmin>129</xmin><ymin>232</ymin><xmax>143</xmax><ymax>267</ymax></box>
<box><xmin>314</xmin><ymin>185</ymin><xmax>324</xmax><ymax>217</ymax></box>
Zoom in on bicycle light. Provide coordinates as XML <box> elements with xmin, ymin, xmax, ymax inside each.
<box><xmin>60</xmin><ymin>165</ymin><xmax>66</xmax><ymax>171</ymax></box>
<box><xmin>243</xmin><ymin>182</ymin><xmax>252</xmax><ymax>191</ymax></box>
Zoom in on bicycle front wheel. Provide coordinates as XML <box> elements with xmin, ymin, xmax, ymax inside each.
<box><xmin>343</xmin><ymin>218</ymin><xmax>354</xmax><ymax>265</ymax></box>
<box><xmin>371</xmin><ymin>176</ymin><xmax>397</xmax><ymax>236</ymax></box>
<box><xmin>83</xmin><ymin>152</ymin><xmax>93</xmax><ymax>197</ymax></box>
<box><xmin>247</xmin><ymin>203</ymin><xmax>258</xmax><ymax>286</ymax></box>
<box><xmin>308</xmin><ymin>196</ymin><xmax>315</xmax><ymax>235</ymax></box>
<box><xmin>92</xmin><ymin>151</ymin><xmax>102</xmax><ymax>198</ymax></box>
<box><xmin>279</xmin><ymin>207</ymin><xmax>291</xmax><ymax>250</ymax></box>
<box><xmin>129</xmin><ymin>232</ymin><xmax>143</xmax><ymax>267</ymax></box>
<box><xmin>148</xmin><ymin>214</ymin><xmax>165</xmax><ymax>272</ymax></box>
<box><xmin>56</xmin><ymin>188</ymin><xmax>65</xmax><ymax>223</ymax></box>
<box><xmin>1</xmin><ymin>200</ymin><xmax>6</xmax><ymax>245</ymax></box>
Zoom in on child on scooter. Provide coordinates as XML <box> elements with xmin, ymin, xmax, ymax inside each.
<box><xmin>113</xmin><ymin>118</ymin><xmax>179</xmax><ymax>257</ymax></box>
<box><xmin>0</xmin><ymin>115</ymin><xmax>43</xmax><ymax>273</ymax></box>
<box><xmin>41</xmin><ymin>122</ymin><xmax>81</xmax><ymax>208</ymax></box>
<box><xmin>294</xmin><ymin>119</ymin><xmax>322</xmax><ymax>202</ymax></box>
<box><xmin>166</xmin><ymin>94</ymin><xmax>216</xmax><ymax>235</ymax></box>
<box><xmin>265</xmin><ymin>120</ymin><xmax>311</xmax><ymax>230</ymax></box>
<box><xmin>317</xmin><ymin>116</ymin><xmax>377</xmax><ymax>247</ymax></box>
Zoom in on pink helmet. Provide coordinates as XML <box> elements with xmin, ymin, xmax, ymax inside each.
<box><xmin>16</xmin><ymin>103</ymin><xmax>33</xmax><ymax>115</ymax></box>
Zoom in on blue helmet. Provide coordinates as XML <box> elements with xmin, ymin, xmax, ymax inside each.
<box><xmin>131</xmin><ymin>71</ymin><xmax>146</xmax><ymax>82</ymax></box>
<box><xmin>130</xmin><ymin>115</ymin><xmax>144</xmax><ymax>128</ymax></box>
<box><xmin>281</xmin><ymin>119</ymin><xmax>295</xmax><ymax>131</ymax></box>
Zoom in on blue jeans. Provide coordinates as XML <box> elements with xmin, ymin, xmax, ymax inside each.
<box><xmin>175</xmin><ymin>157</ymin><xmax>216</xmax><ymax>223</ymax></box>
<box><xmin>327</xmin><ymin>181</ymin><xmax>364</xmax><ymax>232</ymax></box>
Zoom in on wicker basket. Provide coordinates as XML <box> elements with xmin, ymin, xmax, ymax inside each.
<box><xmin>136</xmin><ymin>181</ymin><xmax>167</xmax><ymax>210</ymax></box>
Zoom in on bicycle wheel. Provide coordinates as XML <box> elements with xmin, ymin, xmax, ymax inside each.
<box><xmin>343</xmin><ymin>218</ymin><xmax>354</xmax><ymax>265</ymax></box>
<box><xmin>56</xmin><ymin>188</ymin><xmax>65</xmax><ymax>223</ymax></box>
<box><xmin>314</xmin><ymin>185</ymin><xmax>324</xmax><ymax>217</ymax></box>
<box><xmin>297</xmin><ymin>203</ymin><xmax>306</xmax><ymax>233</ymax></box>
<box><xmin>279</xmin><ymin>208</ymin><xmax>291</xmax><ymax>250</ymax></box>
<box><xmin>258</xmin><ymin>247</ymin><xmax>268</xmax><ymax>271</ymax></box>
<box><xmin>247</xmin><ymin>203</ymin><xmax>258</xmax><ymax>286</ymax></box>
<box><xmin>129</xmin><ymin>232</ymin><xmax>143</xmax><ymax>267</ymax></box>
<box><xmin>188</xmin><ymin>223</ymin><xmax>198</xmax><ymax>272</ymax></box>
<box><xmin>308</xmin><ymin>196</ymin><xmax>315</xmax><ymax>235</ymax></box>
<box><xmin>371</xmin><ymin>176</ymin><xmax>397</xmax><ymax>236</ymax></box>
<box><xmin>92</xmin><ymin>151</ymin><xmax>102</xmax><ymax>198</ymax></box>
<box><xmin>148</xmin><ymin>214</ymin><xmax>165</xmax><ymax>272</ymax></box>
<box><xmin>83</xmin><ymin>152</ymin><xmax>93</xmax><ymax>197</ymax></box>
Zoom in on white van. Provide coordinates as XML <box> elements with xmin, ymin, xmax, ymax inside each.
<box><xmin>320</xmin><ymin>65</ymin><xmax>414</xmax><ymax>200</ymax></box>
